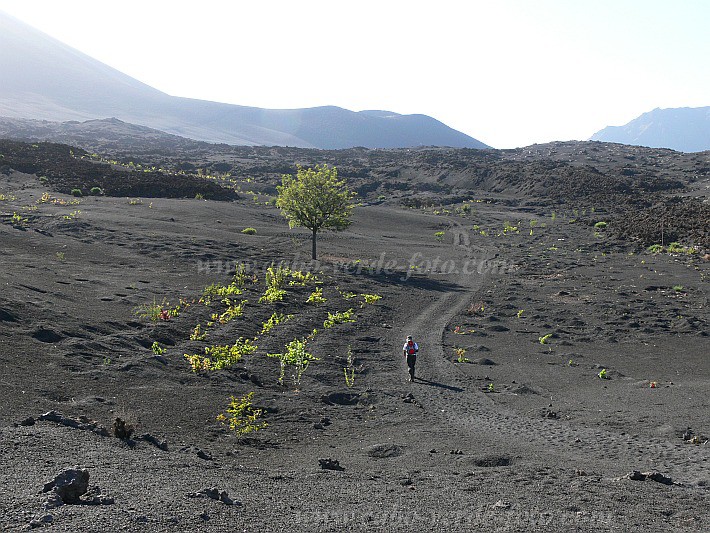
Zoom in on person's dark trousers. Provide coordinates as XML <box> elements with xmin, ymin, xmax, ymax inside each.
<box><xmin>406</xmin><ymin>354</ymin><xmax>417</xmax><ymax>381</ymax></box>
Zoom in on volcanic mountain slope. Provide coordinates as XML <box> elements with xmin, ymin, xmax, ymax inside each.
<box><xmin>590</xmin><ymin>106</ymin><xmax>710</xmax><ymax>153</ymax></box>
<box><xmin>0</xmin><ymin>11</ymin><xmax>488</xmax><ymax>149</ymax></box>
<box><xmin>2</xmin><ymin>138</ymin><xmax>707</xmax><ymax>248</ymax></box>
<box><xmin>0</xmin><ymin>146</ymin><xmax>708</xmax><ymax>530</ymax></box>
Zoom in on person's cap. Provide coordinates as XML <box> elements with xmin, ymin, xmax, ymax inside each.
<box><xmin>406</xmin><ymin>335</ymin><xmax>412</xmax><ymax>340</ymax></box>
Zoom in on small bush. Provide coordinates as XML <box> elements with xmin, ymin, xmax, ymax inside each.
<box><xmin>216</xmin><ymin>392</ymin><xmax>267</xmax><ymax>435</ymax></box>
<box><xmin>242</xmin><ymin>227</ymin><xmax>257</xmax><ymax>235</ymax></box>
<box><xmin>594</xmin><ymin>221</ymin><xmax>608</xmax><ymax>229</ymax></box>
<box><xmin>71</xmin><ymin>188</ymin><xmax>83</xmax><ymax>197</ymax></box>
<box><xmin>89</xmin><ymin>187</ymin><xmax>103</xmax><ymax>196</ymax></box>
<box><xmin>306</xmin><ymin>287</ymin><xmax>326</xmax><ymax>305</ymax></box>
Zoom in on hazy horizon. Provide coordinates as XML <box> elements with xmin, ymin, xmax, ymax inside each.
<box><xmin>0</xmin><ymin>0</ymin><xmax>708</xmax><ymax>149</ymax></box>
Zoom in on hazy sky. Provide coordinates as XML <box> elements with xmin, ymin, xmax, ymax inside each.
<box><xmin>0</xmin><ymin>0</ymin><xmax>708</xmax><ymax>148</ymax></box>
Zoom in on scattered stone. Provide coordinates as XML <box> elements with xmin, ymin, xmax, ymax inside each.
<box><xmin>321</xmin><ymin>392</ymin><xmax>360</xmax><ymax>406</ymax></box>
<box><xmin>429</xmin><ymin>449</ymin><xmax>438</xmax><ymax>454</ymax></box>
<box><xmin>540</xmin><ymin>408</ymin><xmax>559</xmax><ymax>419</ymax></box>
<box><xmin>625</xmin><ymin>471</ymin><xmax>675</xmax><ymax>485</ymax></box>
<box><xmin>43</xmin><ymin>468</ymin><xmax>90</xmax><ymax>504</ymax></box>
<box><xmin>18</xmin><ymin>416</ymin><xmax>35</xmax><ymax>426</ymax></box>
<box><xmin>473</xmin><ymin>455</ymin><xmax>511</xmax><ymax>467</ymax></box>
<box><xmin>29</xmin><ymin>514</ymin><xmax>54</xmax><ymax>528</ymax></box>
<box><xmin>187</xmin><ymin>488</ymin><xmax>238</xmax><ymax>505</ymax></box>
<box><xmin>196</xmin><ymin>449</ymin><xmax>213</xmax><ymax>461</ymax></box>
<box><xmin>366</xmin><ymin>443</ymin><xmax>404</xmax><ymax>459</ymax></box>
<box><xmin>38</xmin><ymin>411</ymin><xmax>109</xmax><ymax>437</ymax></box>
<box><xmin>137</xmin><ymin>433</ymin><xmax>168</xmax><ymax>451</ymax></box>
<box><xmin>449</xmin><ymin>449</ymin><xmax>464</xmax><ymax>455</ymax></box>
<box><xmin>318</xmin><ymin>458</ymin><xmax>345</xmax><ymax>471</ymax></box>
<box><xmin>113</xmin><ymin>417</ymin><xmax>134</xmax><ymax>440</ymax></box>
<box><xmin>492</xmin><ymin>499</ymin><xmax>511</xmax><ymax>510</ymax></box>
<box><xmin>401</xmin><ymin>393</ymin><xmax>423</xmax><ymax>408</ymax></box>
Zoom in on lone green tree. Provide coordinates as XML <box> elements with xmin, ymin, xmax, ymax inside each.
<box><xmin>276</xmin><ymin>165</ymin><xmax>354</xmax><ymax>260</ymax></box>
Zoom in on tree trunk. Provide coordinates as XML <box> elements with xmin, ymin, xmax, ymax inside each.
<box><xmin>312</xmin><ymin>228</ymin><xmax>317</xmax><ymax>260</ymax></box>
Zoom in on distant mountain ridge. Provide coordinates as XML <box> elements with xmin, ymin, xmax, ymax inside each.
<box><xmin>590</xmin><ymin>107</ymin><xmax>710</xmax><ymax>152</ymax></box>
<box><xmin>0</xmin><ymin>11</ymin><xmax>489</xmax><ymax>150</ymax></box>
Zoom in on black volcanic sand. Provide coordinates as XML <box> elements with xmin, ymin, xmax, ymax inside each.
<box><xmin>1</xmin><ymin>162</ymin><xmax>709</xmax><ymax>531</ymax></box>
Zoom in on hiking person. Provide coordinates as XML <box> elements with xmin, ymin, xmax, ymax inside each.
<box><xmin>402</xmin><ymin>335</ymin><xmax>419</xmax><ymax>382</ymax></box>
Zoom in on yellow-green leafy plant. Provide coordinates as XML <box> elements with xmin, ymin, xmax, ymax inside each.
<box><xmin>241</xmin><ymin>227</ymin><xmax>257</xmax><ymax>235</ymax></box>
<box><xmin>267</xmin><ymin>338</ymin><xmax>319</xmax><ymax>386</ymax></box>
<box><xmin>289</xmin><ymin>270</ymin><xmax>318</xmax><ymax>286</ymax></box>
<box><xmin>260</xmin><ymin>311</ymin><xmax>293</xmax><ymax>335</ymax></box>
<box><xmin>11</xmin><ymin>212</ymin><xmax>26</xmax><ymax>225</ymax></box>
<box><xmin>598</xmin><ymin>368</ymin><xmax>608</xmax><ymax>380</ymax></box>
<box><xmin>434</xmin><ymin>231</ymin><xmax>445</xmax><ymax>242</ymax></box>
<box><xmin>216</xmin><ymin>392</ymin><xmax>268</xmax><ymax>436</ymax></box>
<box><xmin>190</xmin><ymin>324</ymin><xmax>207</xmax><ymax>341</ymax></box>
<box><xmin>539</xmin><ymin>333</ymin><xmax>553</xmax><ymax>345</ymax></box>
<box><xmin>455</xmin><ymin>347</ymin><xmax>470</xmax><ymax>363</ymax></box>
<box><xmin>63</xmin><ymin>210</ymin><xmax>81</xmax><ymax>220</ymax></box>
<box><xmin>338</xmin><ymin>289</ymin><xmax>357</xmax><ymax>300</ymax></box>
<box><xmin>360</xmin><ymin>293</ymin><xmax>382</xmax><ymax>307</ymax></box>
<box><xmin>306</xmin><ymin>287</ymin><xmax>326</xmax><ymax>305</ymax></box>
<box><xmin>135</xmin><ymin>297</ymin><xmax>170</xmax><ymax>322</ymax></box>
<box><xmin>344</xmin><ymin>345</ymin><xmax>356</xmax><ymax>388</ymax></box>
<box><xmin>324</xmin><ymin>309</ymin><xmax>356</xmax><ymax>329</ymax></box>
<box><xmin>151</xmin><ymin>342</ymin><xmax>165</xmax><ymax>355</ymax></box>
<box><xmin>259</xmin><ymin>264</ymin><xmax>290</xmax><ymax>303</ymax></box>
<box><xmin>185</xmin><ymin>338</ymin><xmax>257</xmax><ymax>371</ymax></box>
<box><xmin>203</xmin><ymin>282</ymin><xmax>243</xmax><ymax>299</ymax></box>
<box><xmin>516</xmin><ymin>309</ymin><xmax>525</xmax><ymax>318</ymax></box>
<box><xmin>218</xmin><ymin>299</ymin><xmax>247</xmax><ymax>324</ymax></box>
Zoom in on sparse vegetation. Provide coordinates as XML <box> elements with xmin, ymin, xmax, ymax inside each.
<box><xmin>216</xmin><ymin>392</ymin><xmax>267</xmax><ymax>435</ymax></box>
<box><xmin>434</xmin><ymin>231</ymin><xmax>445</xmax><ymax>242</ymax></box>
<box><xmin>185</xmin><ymin>337</ymin><xmax>258</xmax><ymax>372</ymax></box>
<box><xmin>71</xmin><ymin>188</ymin><xmax>83</xmax><ymax>197</ymax></box>
<box><xmin>306</xmin><ymin>287</ymin><xmax>326</xmax><ymax>304</ymax></box>
<box><xmin>344</xmin><ymin>346</ymin><xmax>356</xmax><ymax>387</ymax></box>
<box><xmin>360</xmin><ymin>293</ymin><xmax>382</xmax><ymax>307</ymax></box>
<box><xmin>241</xmin><ymin>227</ymin><xmax>257</xmax><ymax>235</ymax></box>
<box><xmin>455</xmin><ymin>347</ymin><xmax>470</xmax><ymax>363</ymax></box>
<box><xmin>324</xmin><ymin>309</ymin><xmax>356</xmax><ymax>329</ymax></box>
<box><xmin>598</xmin><ymin>368</ymin><xmax>608</xmax><ymax>380</ymax></box>
<box><xmin>268</xmin><ymin>338</ymin><xmax>319</xmax><ymax>386</ymax></box>
<box><xmin>260</xmin><ymin>312</ymin><xmax>293</xmax><ymax>335</ymax></box>
<box><xmin>151</xmin><ymin>342</ymin><xmax>165</xmax><ymax>356</ymax></box>
<box><xmin>190</xmin><ymin>324</ymin><xmax>207</xmax><ymax>341</ymax></box>
<box><xmin>539</xmin><ymin>334</ymin><xmax>553</xmax><ymax>345</ymax></box>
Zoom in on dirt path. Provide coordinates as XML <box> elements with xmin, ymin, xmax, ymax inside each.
<box><xmin>396</xmin><ymin>216</ymin><xmax>710</xmax><ymax>488</ymax></box>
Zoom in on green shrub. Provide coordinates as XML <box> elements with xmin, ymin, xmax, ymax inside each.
<box><xmin>594</xmin><ymin>221</ymin><xmax>608</xmax><ymax>229</ymax></box>
<box><xmin>324</xmin><ymin>309</ymin><xmax>356</xmax><ymax>329</ymax></box>
<box><xmin>647</xmin><ymin>244</ymin><xmax>664</xmax><ymax>254</ymax></box>
<box><xmin>268</xmin><ymin>338</ymin><xmax>319</xmax><ymax>386</ymax></box>
<box><xmin>242</xmin><ymin>227</ymin><xmax>257</xmax><ymax>235</ymax></box>
<box><xmin>306</xmin><ymin>287</ymin><xmax>326</xmax><ymax>304</ymax></box>
<box><xmin>71</xmin><ymin>188</ymin><xmax>83</xmax><ymax>197</ymax></box>
<box><xmin>89</xmin><ymin>187</ymin><xmax>103</xmax><ymax>196</ymax></box>
<box><xmin>216</xmin><ymin>392</ymin><xmax>267</xmax><ymax>435</ymax></box>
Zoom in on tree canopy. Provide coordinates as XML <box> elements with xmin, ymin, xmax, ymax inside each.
<box><xmin>276</xmin><ymin>165</ymin><xmax>355</xmax><ymax>259</ymax></box>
